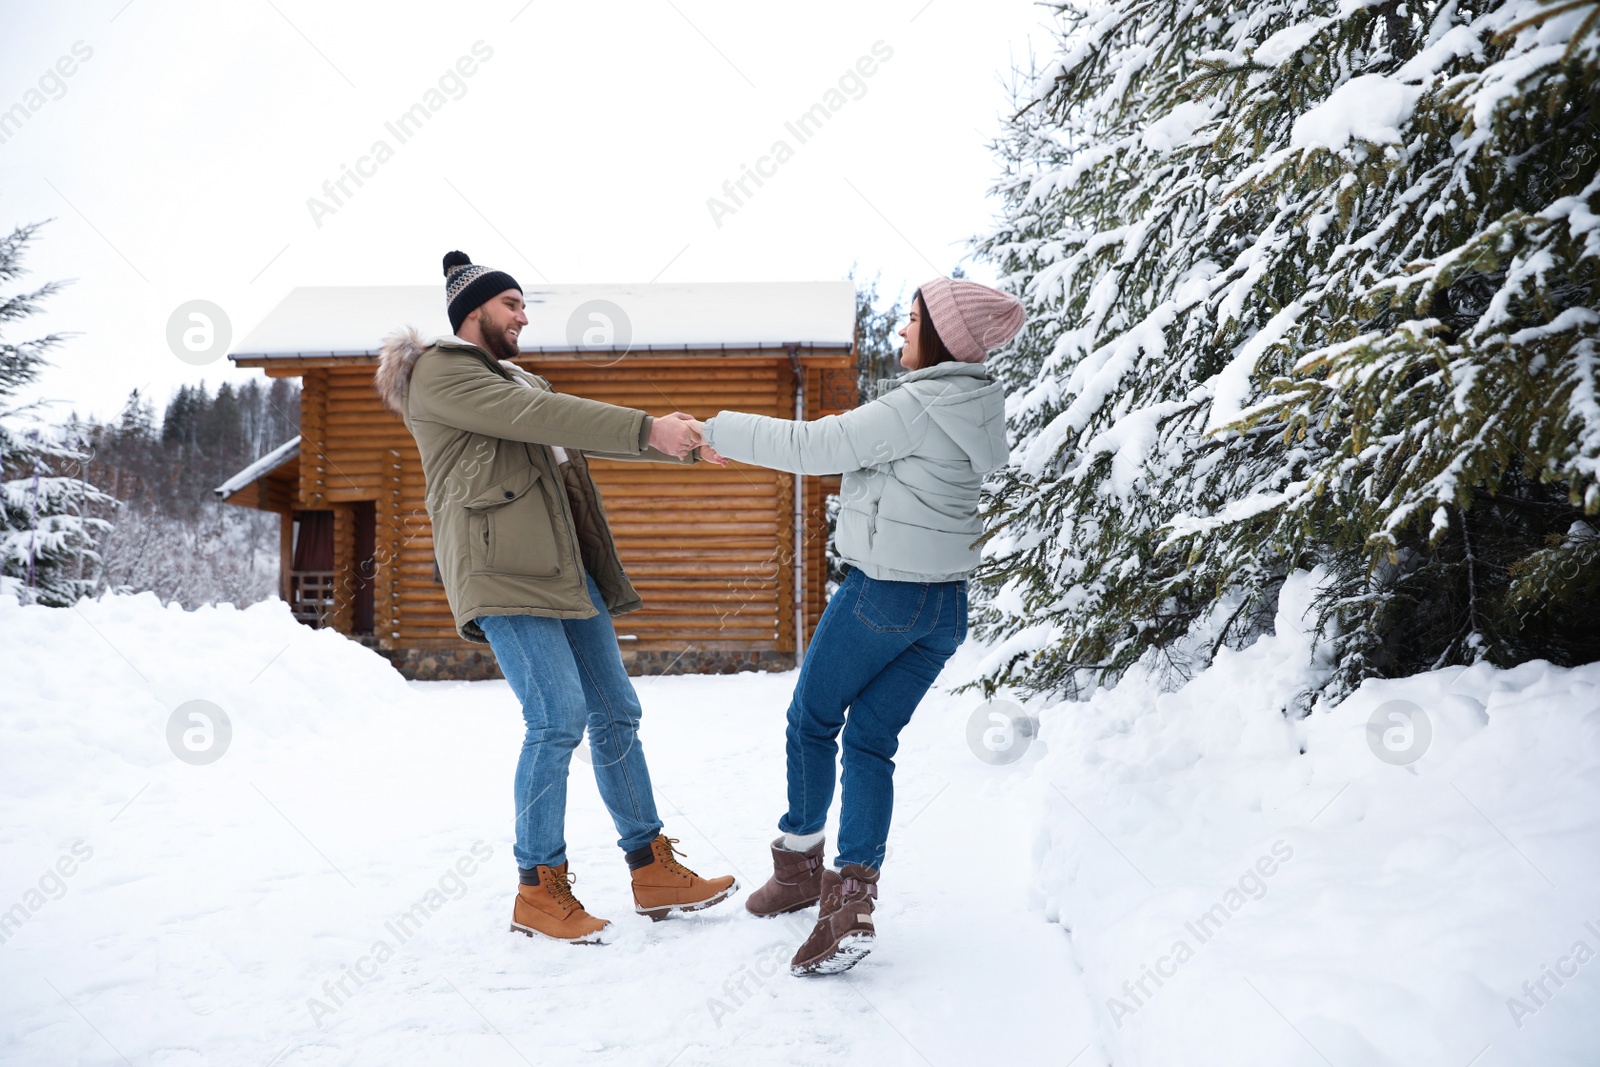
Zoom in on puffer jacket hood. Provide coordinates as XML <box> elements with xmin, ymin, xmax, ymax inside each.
<box><xmin>375</xmin><ymin>326</ymin><xmax>432</xmax><ymax>417</ymax></box>
<box><xmin>877</xmin><ymin>362</ymin><xmax>1007</xmax><ymax>475</ymax></box>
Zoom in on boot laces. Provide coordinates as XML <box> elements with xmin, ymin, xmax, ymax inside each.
<box><xmin>547</xmin><ymin>869</ymin><xmax>581</xmax><ymax>912</ymax></box>
<box><xmin>657</xmin><ymin>837</ymin><xmax>697</xmax><ymax>879</ymax></box>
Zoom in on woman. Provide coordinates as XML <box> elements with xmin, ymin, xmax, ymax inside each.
<box><xmin>692</xmin><ymin>277</ymin><xmax>1024</xmax><ymax>975</ymax></box>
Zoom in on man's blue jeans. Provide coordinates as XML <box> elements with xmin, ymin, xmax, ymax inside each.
<box><xmin>478</xmin><ymin>573</ymin><xmax>663</xmax><ymax>871</ymax></box>
<box><xmin>778</xmin><ymin>566</ymin><xmax>968</xmax><ymax>870</ymax></box>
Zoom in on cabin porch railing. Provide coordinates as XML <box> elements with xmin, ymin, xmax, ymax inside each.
<box><xmin>290</xmin><ymin>570</ymin><xmax>336</xmax><ymax>628</ymax></box>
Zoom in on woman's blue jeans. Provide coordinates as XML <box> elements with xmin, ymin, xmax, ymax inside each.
<box><xmin>779</xmin><ymin>566</ymin><xmax>968</xmax><ymax>870</ymax></box>
<box><xmin>478</xmin><ymin>574</ymin><xmax>663</xmax><ymax>871</ymax></box>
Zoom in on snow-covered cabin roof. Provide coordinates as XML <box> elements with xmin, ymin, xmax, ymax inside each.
<box><xmin>214</xmin><ymin>435</ymin><xmax>300</xmax><ymax>498</ymax></box>
<box><xmin>229</xmin><ymin>282</ymin><xmax>857</xmax><ymax>360</ymax></box>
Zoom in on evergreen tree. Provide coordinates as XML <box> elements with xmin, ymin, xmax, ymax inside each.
<box><xmin>162</xmin><ymin>383</ymin><xmax>198</xmax><ymax>447</ymax></box>
<box><xmin>851</xmin><ymin>267</ymin><xmax>905</xmax><ymax>404</ymax></box>
<box><xmin>116</xmin><ymin>388</ymin><xmax>156</xmax><ymax>440</ymax></box>
<box><xmin>0</xmin><ymin>222</ymin><xmax>111</xmax><ymax>605</ymax></box>
<box><xmin>973</xmin><ymin>0</ymin><xmax>1600</xmax><ymax>702</ymax></box>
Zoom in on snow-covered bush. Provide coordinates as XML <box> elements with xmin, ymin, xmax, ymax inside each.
<box><xmin>973</xmin><ymin>0</ymin><xmax>1600</xmax><ymax>702</ymax></box>
<box><xmin>90</xmin><ymin>503</ymin><xmax>279</xmax><ymax>609</ymax></box>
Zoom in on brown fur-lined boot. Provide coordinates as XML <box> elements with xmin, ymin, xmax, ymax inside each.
<box><xmin>790</xmin><ymin>864</ymin><xmax>878</xmax><ymax>976</ymax></box>
<box><xmin>746</xmin><ymin>836</ymin><xmax>825</xmax><ymax>917</ymax></box>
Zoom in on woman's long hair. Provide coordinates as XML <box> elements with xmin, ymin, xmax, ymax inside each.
<box><xmin>910</xmin><ymin>290</ymin><xmax>956</xmax><ymax>369</ymax></box>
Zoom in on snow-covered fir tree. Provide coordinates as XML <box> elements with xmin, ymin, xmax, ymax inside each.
<box><xmin>973</xmin><ymin>0</ymin><xmax>1600</xmax><ymax>702</ymax></box>
<box><xmin>851</xmin><ymin>267</ymin><xmax>906</xmax><ymax>406</ymax></box>
<box><xmin>0</xmin><ymin>222</ymin><xmax>111</xmax><ymax>605</ymax></box>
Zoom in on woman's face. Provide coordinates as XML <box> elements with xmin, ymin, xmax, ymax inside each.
<box><xmin>897</xmin><ymin>300</ymin><xmax>922</xmax><ymax>370</ymax></box>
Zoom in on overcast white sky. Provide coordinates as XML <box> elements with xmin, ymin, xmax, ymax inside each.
<box><xmin>1</xmin><ymin>0</ymin><xmax>1051</xmax><ymax>423</ymax></box>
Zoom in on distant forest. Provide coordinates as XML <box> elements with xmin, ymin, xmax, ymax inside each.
<box><xmin>79</xmin><ymin>378</ymin><xmax>301</xmax><ymax>606</ymax></box>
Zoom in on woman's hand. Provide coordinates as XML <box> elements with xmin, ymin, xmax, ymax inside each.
<box><xmin>685</xmin><ymin>418</ymin><xmax>729</xmax><ymax>466</ymax></box>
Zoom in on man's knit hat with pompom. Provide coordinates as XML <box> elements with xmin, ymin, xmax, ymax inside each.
<box><xmin>442</xmin><ymin>250</ymin><xmax>520</xmax><ymax>334</ymax></box>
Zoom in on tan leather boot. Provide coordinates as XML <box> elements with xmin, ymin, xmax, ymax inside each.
<box><xmin>509</xmin><ymin>863</ymin><xmax>610</xmax><ymax>944</ymax></box>
<box><xmin>746</xmin><ymin>836</ymin><xmax>825</xmax><ymax>917</ymax></box>
<box><xmin>629</xmin><ymin>834</ymin><xmax>739</xmax><ymax>921</ymax></box>
<box><xmin>791</xmin><ymin>864</ymin><xmax>878</xmax><ymax>975</ymax></box>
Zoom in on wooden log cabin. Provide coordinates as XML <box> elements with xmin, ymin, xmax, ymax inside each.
<box><xmin>217</xmin><ymin>282</ymin><xmax>859</xmax><ymax>680</ymax></box>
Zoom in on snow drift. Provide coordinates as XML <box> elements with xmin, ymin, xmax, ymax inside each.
<box><xmin>1027</xmin><ymin>571</ymin><xmax>1600</xmax><ymax>1065</ymax></box>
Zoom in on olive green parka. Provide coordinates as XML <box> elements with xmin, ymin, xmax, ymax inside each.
<box><xmin>375</xmin><ymin>327</ymin><xmax>691</xmax><ymax>641</ymax></box>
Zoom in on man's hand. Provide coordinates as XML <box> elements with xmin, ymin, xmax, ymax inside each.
<box><xmin>647</xmin><ymin>411</ymin><xmax>703</xmax><ymax>459</ymax></box>
<box><xmin>684</xmin><ymin>418</ymin><xmax>729</xmax><ymax>466</ymax></box>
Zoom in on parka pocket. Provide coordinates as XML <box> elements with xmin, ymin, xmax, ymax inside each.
<box><xmin>463</xmin><ymin>465</ymin><xmax>561</xmax><ymax>577</ymax></box>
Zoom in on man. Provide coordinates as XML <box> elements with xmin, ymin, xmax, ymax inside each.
<box><xmin>374</xmin><ymin>251</ymin><xmax>736</xmax><ymax>943</ymax></box>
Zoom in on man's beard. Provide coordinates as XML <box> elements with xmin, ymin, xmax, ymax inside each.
<box><xmin>478</xmin><ymin>317</ymin><xmax>520</xmax><ymax>362</ymax></box>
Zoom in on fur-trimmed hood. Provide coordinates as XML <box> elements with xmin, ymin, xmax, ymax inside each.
<box><xmin>374</xmin><ymin>326</ymin><xmax>433</xmax><ymax>416</ymax></box>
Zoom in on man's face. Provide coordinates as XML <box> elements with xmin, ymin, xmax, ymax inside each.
<box><xmin>470</xmin><ymin>289</ymin><xmax>527</xmax><ymax>361</ymax></box>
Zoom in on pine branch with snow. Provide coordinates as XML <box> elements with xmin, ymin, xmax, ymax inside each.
<box><xmin>971</xmin><ymin>0</ymin><xmax>1600</xmax><ymax>702</ymax></box>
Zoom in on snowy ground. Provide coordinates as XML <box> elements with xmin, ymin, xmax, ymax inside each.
<box><xmin>0</xmin><ymin>594</ymin><xmax>1096</xmax><ymax>1066</ymax></box>
<box><xmin>3</xmin><ymin>585</ymin><xmax>1598</xmax><ymax>1065</ymax></box>
<box><xmin>1021</xmin><ymin>574</ymin><xmax>1600</xmax><ymax>1067</ymax></box>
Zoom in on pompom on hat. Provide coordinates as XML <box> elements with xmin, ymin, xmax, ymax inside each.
<box><xmin>442</xmin><ymin>250</ymin><xmax>521</xmax><ymax>334</ymax></box>
<box><xmin>916</xmin><ymin>277</ymin><xmax>1025</xmax><ymax>363</ymax></box>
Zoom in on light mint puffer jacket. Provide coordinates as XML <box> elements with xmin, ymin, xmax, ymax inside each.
<box><xmin>703</xmin><ymin>362</ymin><xmax>1007</xmax><ymax>583</ymax></box>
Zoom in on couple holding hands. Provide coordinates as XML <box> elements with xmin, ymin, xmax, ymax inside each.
<box><xmin>374</xmin><ymin>251</ymin><xmax>1022</xmax><ymax>976</ymax></box>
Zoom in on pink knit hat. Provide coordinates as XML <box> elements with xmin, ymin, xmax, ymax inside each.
<box><xmin>917</xmin><ymin>278</ymin><xmax>1025</xmax><ymax>363</ymax></box>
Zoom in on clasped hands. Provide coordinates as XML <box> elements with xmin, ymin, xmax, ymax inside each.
<box><xmin>646</xmin><ymin>412</ymin><xmax>728</xmax><ymax>465</ymax></box>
